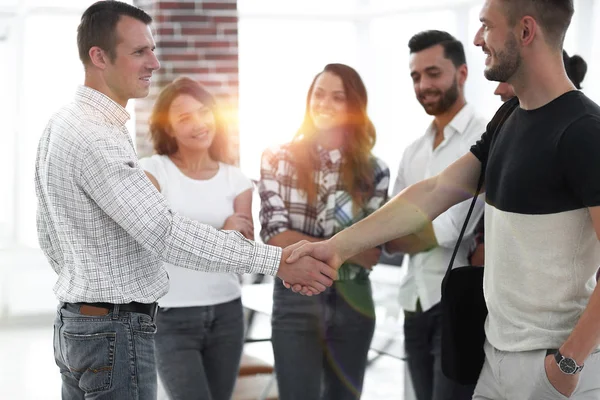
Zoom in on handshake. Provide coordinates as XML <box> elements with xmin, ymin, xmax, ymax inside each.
<box><xmin>275</xmin><ymin>239</ymin><xmax>341</xmax><ymax>296</ymax></box>
<box><xmin>275</xmin><ymin>239</ymin><xmax>376</xmax><ymax>296</ymax></box>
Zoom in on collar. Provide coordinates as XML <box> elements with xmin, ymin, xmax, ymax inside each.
<box><xmin>74</xmin><ymin>85</ymin><xmax>130</xmax><ymax>127</ymax></box>
<box><xmin>426</xmin><ymin>103</ymin><xmax>476</xmax><ymax>137</ymax></box>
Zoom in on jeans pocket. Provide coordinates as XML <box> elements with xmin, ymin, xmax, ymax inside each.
<box><xmin>135</xmin><ymin>314</ymin><xmax>158</xmax><ymax>335</ymax></box>
<box><xmin>62</xmin><ymin>331</ymin><xmax>116</xmax><ymax>393</ymax></box>
<box><xmin>542</xmin><ymin>367</ymin><xmax>570</xmax><ymax>399</ymax></box>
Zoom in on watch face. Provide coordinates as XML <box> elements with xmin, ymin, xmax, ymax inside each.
<box><xmin>559</xmin><ymin>358</ymin><xmax>578</xmax><ymax>374</ymax></box>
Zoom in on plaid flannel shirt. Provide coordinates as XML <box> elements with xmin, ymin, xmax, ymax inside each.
<box><xmin>259</xmin><ymin>143</ymin><xmax>390</xmax><ymax>280</ymax></box>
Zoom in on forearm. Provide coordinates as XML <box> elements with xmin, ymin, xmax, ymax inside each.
<box><xmin>560</xmin><ymin>283</ymin><xmax>600</xmax><ymax>365</ymax></box>
<box><xmin>268</xmin><ymin>230</ymin><xmax>323</xmax><ymax>248</ymax></box>
<box><xmin>331</xmin><ymin>152</ymin><xmax>483</xmax><ymax>262</ymax></box>
<box><xmin>385</xmin><ymin>222</ymin><xmax>438</xmax><ymax>255</ymax></box>
<box><xmin>332</xmin><ymin>177</ymin><xmax>445</xmax><ymax>261</ymax></box>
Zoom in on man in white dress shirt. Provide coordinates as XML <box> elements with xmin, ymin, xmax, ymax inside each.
<box><xmin>385</xmin><ymin>30</ymin><xmax>487</xmax><ymax>400</ymax></box>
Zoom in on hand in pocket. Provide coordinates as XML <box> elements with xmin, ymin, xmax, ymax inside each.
<box><xmin>544</xmin><ymin>354</ymin><xmax>579</xmax><ymax>398</ymax></box>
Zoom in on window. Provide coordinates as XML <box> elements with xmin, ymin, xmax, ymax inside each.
<box><xmin>0</xmin><ymin>0</ymin><xmax>134</xmax><ymax>316</ymax></box>
<box><xmin>369</xmin><ymin>10</ymin><xmax>458</xmax><ymax>186</ymax></box>
<box><xmin>238</xmin><ymin>18</ymin><xmax>358</xmax><ymax>178</ymax></box>
<box><xmin>0</xmin><ymin>17</ymin><xmax>17</xmax><ymax>246</ymax></box>
<box><xmin>1</xmin><ymin>1</ymin><xmax>136</xmax><ymax>249</ymax></box>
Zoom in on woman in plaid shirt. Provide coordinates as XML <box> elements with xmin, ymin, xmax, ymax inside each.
<box><xmin>258</xmin><ymin>63</ymin><xmax>390</xmax><ymax>399</ymax></box>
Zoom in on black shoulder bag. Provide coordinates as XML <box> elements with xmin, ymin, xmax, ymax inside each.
<box><xmin>440</xmin><ymin>98</ymin><xmax>518</xmax><ymax>385</ymax></box>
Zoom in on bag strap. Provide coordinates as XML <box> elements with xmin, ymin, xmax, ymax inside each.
<box><xmin>444</xmin><ymin>99</ymin><xmax>519</xmax><ymax>278</ymax></box>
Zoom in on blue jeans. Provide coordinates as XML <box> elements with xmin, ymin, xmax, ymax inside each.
<box><xmin>53</xmin><ymin>302</ymin><xmax>158</xmax><ymax>399</ymax></box>
<box><xmin>271</xmin><ymin>278</ymin><xmax>376</xmax><ymax>400</ymax></box>
<box><xmin>404</xmin><ymin>302</ymin><xmax>475</xmax><ymax>400</ymax></box>
<box><xmin>154</xmin><ymin>298</ymin><xmax>245</xmax><ymax>400</ymax></box>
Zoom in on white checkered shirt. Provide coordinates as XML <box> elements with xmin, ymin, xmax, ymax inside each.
<box><xmin>35</xmin><ymin>86</ymin><xmax>281</xmax><ymax>304</ymax></box>
<box><xmin>259</xmin><ymin>143</ymin><xmax>390</xmax><ymax>280</ymax></box>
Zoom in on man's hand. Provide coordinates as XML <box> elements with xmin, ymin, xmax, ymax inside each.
<box><xmin>222</xmin><ymin>213</ymin><xmax>254</xmax><ymax>240</ymax></box>
<box><xmin>544</xmin><ymin>354</ymin><xmax>579</xmax><ymax>397</ymax></box>
<box><xmin>348</xmin><ymin>247</ymin><xmax>381</xmax><ymax>270</ymax></box>
<box><xmin>276</xmin><ymin>241</ymin><xmax>338</xmax><ymax>296</ymax></box>
<box><xmin>283</xmin><ymin>240</ymin><xmax>343</xmax><ymax>295</ymax></box>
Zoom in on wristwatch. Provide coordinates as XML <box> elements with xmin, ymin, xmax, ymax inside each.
<box><xmin>551</xmin><ymin>350</ymin><xmax>584</xmax><ymax>375</ymax></box>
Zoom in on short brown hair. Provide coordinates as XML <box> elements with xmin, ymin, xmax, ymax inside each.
<box><xmin>77</xmin><ymin>0</ymin><xmax>152</xmax><ymax>66</ymax></box>
<box><xmin>500</xmin><ymin>0</ymin><xmax>574</xmax><ymax>48</ymax></box>
<box><xmin>149</xmin><ymin>77</ymin><xmax>233</xmax><ymax>164</ymax></box>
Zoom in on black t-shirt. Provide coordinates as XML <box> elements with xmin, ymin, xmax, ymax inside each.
<box><xmin>468</xmin><ymin>90</ymin><xmax>600</xmax><ymax>352</ymax></box>
<box><xmin>471</xmin><ymin>90</ymin><xmax>600</xmax><ymax>213</ymax></box>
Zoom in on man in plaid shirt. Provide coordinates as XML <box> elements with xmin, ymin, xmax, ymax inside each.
<box><xmin>36</xmin><ymin>2</ymin><xmax>336</xmax><ymax>399</ymax></box>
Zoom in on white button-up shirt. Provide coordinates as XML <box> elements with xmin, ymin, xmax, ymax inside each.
<box><xmin>35</xmin><ymin>86</ymin><xmax>281</xmax><ymax>304</ymax></box>
<box><xmin>392</xmin><ymin>104</ymin><xmax>487</xmax><ymax>312</ymax></box>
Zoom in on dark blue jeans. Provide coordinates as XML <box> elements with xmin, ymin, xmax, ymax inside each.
<box><xmin>53</xmin><ymin>302</ymin><xmax>158</xmax><ymax>399</ymax></box>
<box><xmin>271</xmin><ymin>278</ymin><xmax>376</xmax><ymax>400</ymax></box>
<box><xmin>404</xmin><ymin>302</ymin><xmax>476</xmax><ymax>400</ymax></box>
<box><xmin>154</xmin><ymin>298</ymin><xmax>245</xmax><ymax>400</ymax></box>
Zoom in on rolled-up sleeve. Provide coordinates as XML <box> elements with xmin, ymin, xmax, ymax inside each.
<box><xmin>258</xmin><ymin>147</ymin><xmax>291</xmax><ymax>243</ymax></box>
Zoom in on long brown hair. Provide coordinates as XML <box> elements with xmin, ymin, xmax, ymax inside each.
<box><xmin>291</xmin><ymin>63</ymin><xmax>376</xmax><ymax>208</ymax></box>
<box><xmin>148</xmin><ymin>77</ymin><xmax>233</xmax><ymax>164</ymax></box>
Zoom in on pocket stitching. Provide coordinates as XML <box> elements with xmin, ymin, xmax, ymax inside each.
<box><xmin>62</xmin><ymin>331</ymin><xmax>116</xmax><ymax>393</ymax></box>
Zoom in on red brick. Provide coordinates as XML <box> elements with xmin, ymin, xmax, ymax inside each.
<box><xmin>156</xmin><ymin>27</ymin><xmax>175</xmax><ymax>36</ymax></box>
<box><xmin>202</xmin><ymin>2</ymin><xmax>237</xmax><ymax>10</ymax></box>
<box><xmin>158</xmin><ymin>2</ymin><xmax>195</xmax><ymax>10</ymax></box>
<box><xmin>216</xmin><ymin>67</ymin><xmax>239</xmax><ymax>74</ymax></box>
<box><xmin>204</xmin><ymin>54</ymin><xmax>238</xmax><ymax>61</ymax></box>
<box><xmin>195</xmin><ymin>40</ymin><xmax>233</xmax><ymax>49</ymax></box>
<box><xmin>156</xmin><ymin>40</ymin><xmax>188</xmax><ymax>48</ymax></box>
<box><xmin>172</xmin><ymin>67</ymin><xmax>212</xmax><ymax>75</ymax></box>
<box><xmin>213</xmin><ymin>16</ymin><xmax>238</xmax><ymax>23</ymax></box>
<box><xmin>181</xmin><ymin>26</ymin><xmax>218</xmax><ymax>36</ymax></box>
<box><xmin>160</xmin><ymin>53</ymin><xmax>200</xmax><ymax>62</ymax></box>
<box><xmin>168</xmin><ymin>14</ymin><xmax>212</xmax><ymax>23</ymax></box>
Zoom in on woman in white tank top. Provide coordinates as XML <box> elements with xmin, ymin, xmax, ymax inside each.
<box><xmin>139</xmin><ymin>77</ymin><xmax>253</xmax><ymax>400</ymax></box>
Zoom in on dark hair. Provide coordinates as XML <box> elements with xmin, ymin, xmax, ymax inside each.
<box><xmin>500</xmin><ymin>0</ymin><xmax>574</xmax><ymax>48</ymax></box>
<box><xmin>408</xmin><ymin>30</ymin><xmax>466</xmax><ymax>67</ymax></box>
<box><xmin>77</xmin><ymin>0</ymin><xmax>152</xmax><ymax>66</ymax></box>
<box><xmin>292</xmin><ymin>63</ymin><xmax>376</xmax><ymax>208</ymax></box>
<box><xmin>149</xmin><ymin>77</ymin><xmax>233</xmax><ymax>164</ymax></box>
<box><xmin>563</xmin><ymin>50</ymin><xmax>587</xmax><ymax>89</ymax></box>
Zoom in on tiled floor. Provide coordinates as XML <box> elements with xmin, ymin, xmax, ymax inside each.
<box><xmin>0</xmin><ymin>317</ymin><xmax>405</xmax><ymax>400</ymax></box>
<box><xmin>0</xmin><ymin>265</ymin><xmax>409</xmax><ymax>399</ymax></box>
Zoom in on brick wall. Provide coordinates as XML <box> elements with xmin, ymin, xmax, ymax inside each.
<box><xmin>133</xmin><ymin>0</ymin><xmax>239</xmax><ymax>159</ymax></box>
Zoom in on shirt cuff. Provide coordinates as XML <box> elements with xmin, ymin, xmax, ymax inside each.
<box><xmin>247</xmin><ymin>241</ymin><xmax>282</xmax><ymax>276</ymax></box>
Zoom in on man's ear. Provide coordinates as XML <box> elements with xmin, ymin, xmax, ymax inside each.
<box><xmin>88</xmin><ymin>46</ymin><xmax>109</xmax><ymax>70</ymax></box>
<box><xmin>519</xmin><ymin>16</ymin><xmax>538</xmax><ymax>46</ymax></box>
<box><xmin>457</xmin><ymin>64</ymin><xmax>468</xmax><ymax>86</ymax></box>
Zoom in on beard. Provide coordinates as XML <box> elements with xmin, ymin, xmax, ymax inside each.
<box><xmin>484</xmin><ymin>32</ymin><xmax>522</xmax><ymax>82</ymax></box>
<box><xmin>418</xmin><ymin>77</ymin><xmax>460</xmax><ymax>116</ymax></box>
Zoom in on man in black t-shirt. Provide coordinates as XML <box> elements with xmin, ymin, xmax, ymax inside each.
<box><xmin>286</xmin><ymin>0</ymin><xmax>600</xmax><ymax>398</ymax></box>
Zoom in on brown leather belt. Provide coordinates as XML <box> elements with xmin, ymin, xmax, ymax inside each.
<box><xmin>72</xmin><ymin>302</ymin><xmax>158</xmax><ymax>319</ymax></box>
